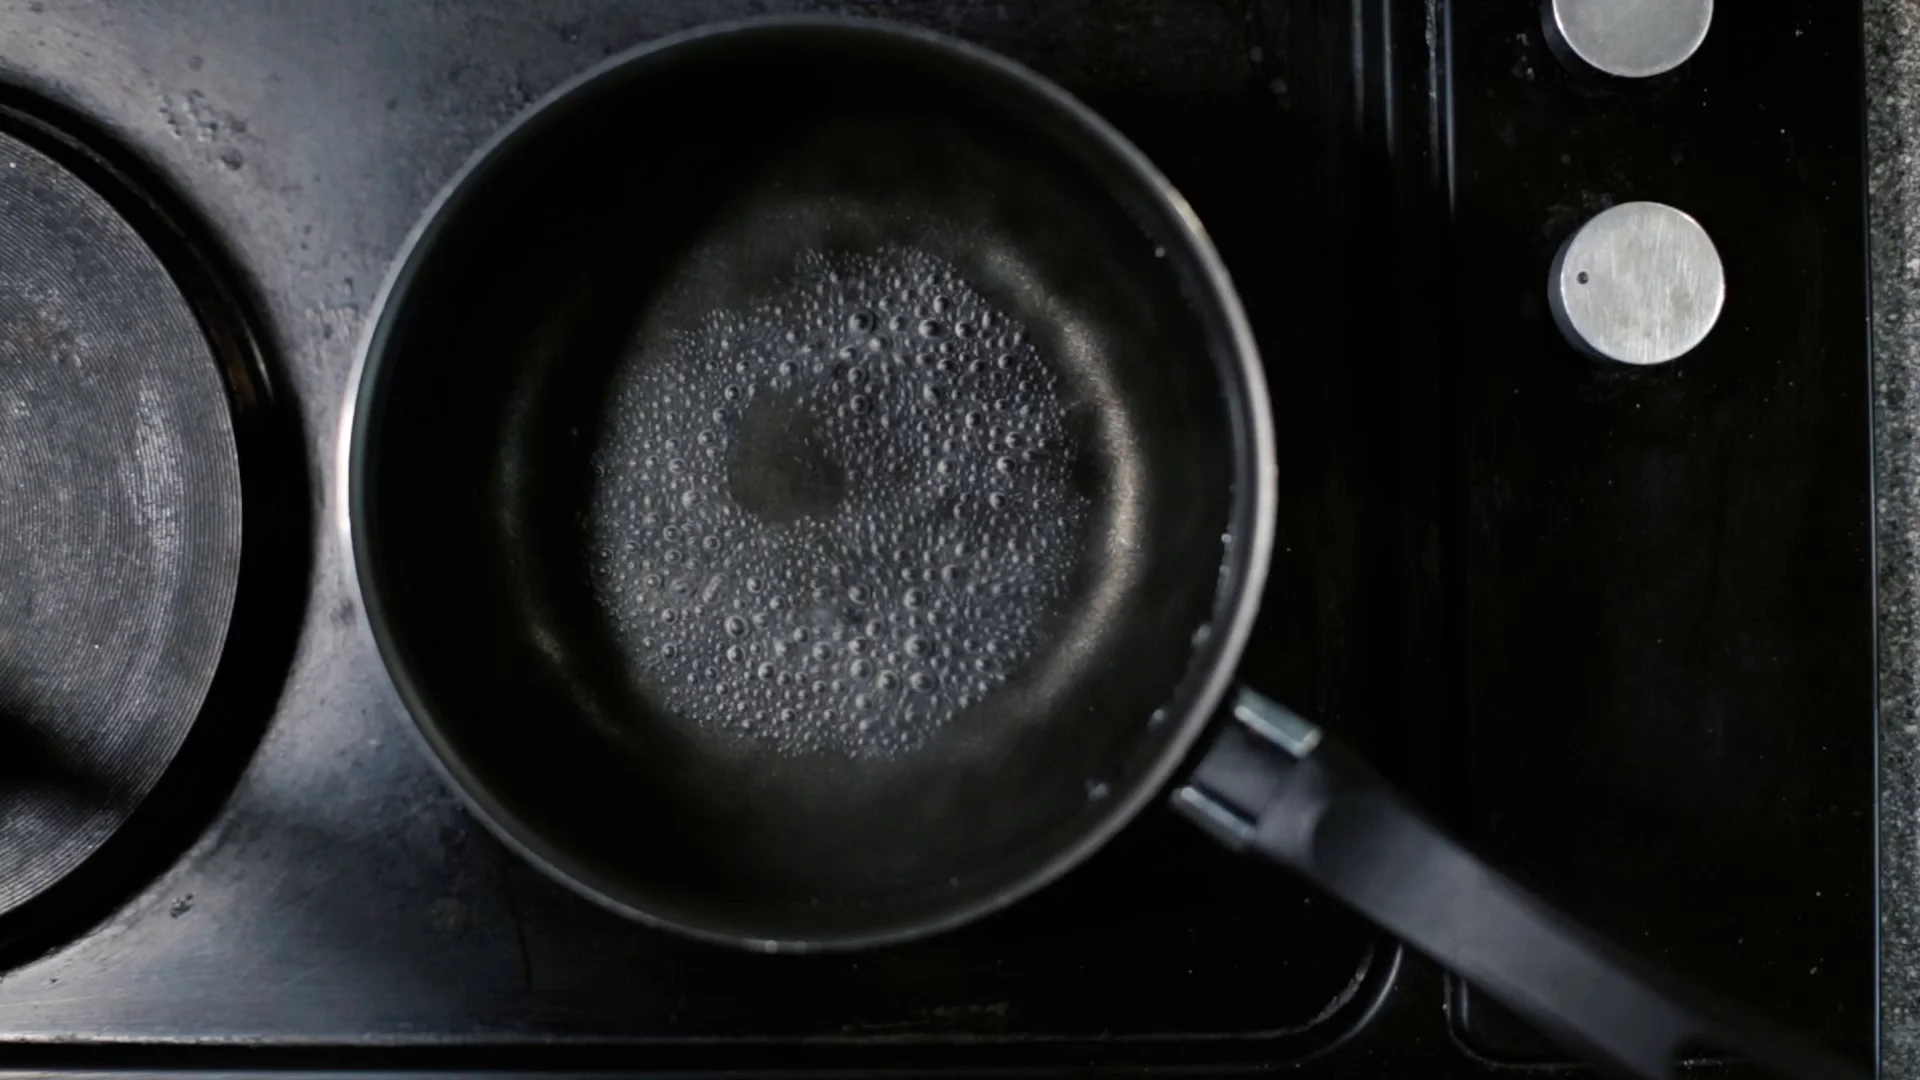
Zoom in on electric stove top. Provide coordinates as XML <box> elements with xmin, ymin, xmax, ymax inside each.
<box><xmin>0</xmin><ymin>0</ymin><xmax>1874</xmax><ymax>1074</ymax></box>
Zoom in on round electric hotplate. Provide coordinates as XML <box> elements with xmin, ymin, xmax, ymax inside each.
<box><xmin>0</xmin><ymin>109</ymin><xmax>283</xmax><ymax>930</ymax></box>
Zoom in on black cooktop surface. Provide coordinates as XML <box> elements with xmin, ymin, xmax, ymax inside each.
<box><xmin>0</xmin><ymin>0</ymin><xmax>1874</xmax><ymax>1074</ymax></box>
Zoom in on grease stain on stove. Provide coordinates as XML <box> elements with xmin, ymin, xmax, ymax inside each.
<box><xmin>429</xmin><ymin>897</ymin><xmax>469</xmax><ymax>936</ymax></box>
<box><xmin>310</xmin><ymin>279</ymin><xmax>362</xmax><ymax>344</ymax></box>
<box><xmin>840</xmin><ymin>1001</ymin><xmax>1012</xmax><ymax>1036</ymax></box>
<box><xmin>158</xmin><ymin>88</ymin><xmax>257</xmax><ymax>176</ymax></box>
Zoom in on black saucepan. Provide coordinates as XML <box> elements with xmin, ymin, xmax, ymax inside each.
<box><xmin>343</xmin><ymin>18</ymin><xmax>1859</xmax><ymax>1080</ymax></box>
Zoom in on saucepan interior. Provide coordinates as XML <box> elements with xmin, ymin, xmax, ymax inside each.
<box><xmin>349</xmin><ymin>19</ymin><xmax>1272</xmax><ymax>948</ymax></box>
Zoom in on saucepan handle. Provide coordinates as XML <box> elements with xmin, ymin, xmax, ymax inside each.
<box><xmin>1170</xmin><ymin>688</ymin><xmax>1864</xmax><ymax>1080</ymax></box>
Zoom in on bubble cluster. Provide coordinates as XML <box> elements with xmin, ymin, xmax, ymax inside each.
<box><xmin>587</xmin><ymin>248</ymin><xmax>1091</xmax><ymax>757</ymax></box>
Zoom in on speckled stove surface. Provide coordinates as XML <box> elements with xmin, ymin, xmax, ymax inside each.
<box><xmin>0</xmin><ymin>0</ymin><xmax>1886</xmax><ymax>1074</ymax></box>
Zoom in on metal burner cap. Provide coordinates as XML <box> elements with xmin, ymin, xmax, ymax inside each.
<box><xmin>1545</xmin><ymin>0</ymin><xmax>1713</xmax><ymax>79</ymax></box>
<box><xmin>1549</xmin><ymin>201</ymin><xmax>1724</xmax><ymax>367</ymax></box>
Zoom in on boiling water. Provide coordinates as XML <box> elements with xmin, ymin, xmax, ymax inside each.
<box><xmin>587</xmin><ymin>248</ymin><xmax>1091</xmax><ymax>757</ymax></box>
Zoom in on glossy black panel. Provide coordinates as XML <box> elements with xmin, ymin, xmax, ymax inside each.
<box><xmin>1441</xmin><ymin>0</ymin><xmax>1874</xmax><ymax>1063</ymax></box>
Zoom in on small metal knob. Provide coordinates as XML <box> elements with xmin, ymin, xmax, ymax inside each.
<box><xmin>1543</xmin><ymin>0</ymin><xmax>1713</xmax><ymax>79</ymax></box>
<box><xmin>1549</xmin><ymin>202</ymin><xmax>1724</xmax><ymax>367</ymax></box>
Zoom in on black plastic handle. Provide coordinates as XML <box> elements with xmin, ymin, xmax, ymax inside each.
<box><xmin>1171</xmin><ymin>688</ymin><xmax>1865</xmax><ymax>1080</ymax></box>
